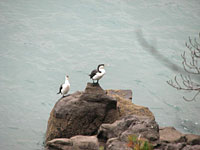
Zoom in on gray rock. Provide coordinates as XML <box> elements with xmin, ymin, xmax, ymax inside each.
<box><xmin>182</xmin><ymin>145</ymin><xmax>200</xmax><ymax>150</ymax></box>
<box><xmin>106</xmin><ymin>138</ymin><xmax>132</xmax><ymax>150</ymax></box>
<box><xmin>120</xmin><ymin>116</ymin><xmax>159</xmax><ymax>142</ymax></box>
<box><xmin>46</xmin><ymin>83</ymin><xmax>117</xmax><ymax>142</ymax></box>
<box><xmin>184</xmin><ymin>134</ymin><xmax>200</xmax><ymax>145</ymax></box>
<box><xmin>159</xmin><ymin>127</ymin><xmax>185</xmax><ymax>143</ymax></box>
<box><xmin>98</xmin><ymin>115</ymin><xmax>159</xmax><ymax>142</ymax></box>
<box><xmin>98</xmin><ymin>115</ymin><xmax>159</xmax><ymax>150</ymax></box>
<box><xmin>164</xmin><ymin>143</ymin><xmax>186</xmax><ymax>150</ymax></box>
<box><xmin>46</xmin><ymin>135</ymin><xmax>99</xmax><ymax>150</ymax></box>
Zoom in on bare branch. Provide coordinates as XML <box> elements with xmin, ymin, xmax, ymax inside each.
<box><xmin>137</xmin><ymin>30</ymin><xmax>200</xmax><ymax>101</ymax></box>
<box><xmin>183</xmin><ymin>91</ymin><xmax>200</xmax><ymax>102</ymax></box>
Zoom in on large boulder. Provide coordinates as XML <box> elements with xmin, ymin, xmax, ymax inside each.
<box><xmin>46</xmin><ymin>83</ymin><xmax>117</xmax><ymax>142</ymax></box>
<box><xmin>46</xmin><ymin>83</ymin><xmax>155</xmax><ymax>143</ymax></box>
<box><xmin>97</xmin><ymin>115</ymin><xmax>159</xmax><ymax>150</ymax></box>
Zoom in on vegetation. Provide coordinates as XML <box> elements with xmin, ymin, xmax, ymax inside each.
<box><xmin>167</xmin><ymin>33</ymin><xmax>200</xmax><ymax>101</ymax></box>
<box><xmin>99</xmin><ymin>146</ymin><xmax>104</xmax><ymax>150</ymax></box>
<box><xmin>127</xmin><ymin>134</ymin><xmax>153</xmax><ymax>150</ymax></box>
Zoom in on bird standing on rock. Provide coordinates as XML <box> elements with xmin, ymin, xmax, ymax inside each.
<box><xmin>57</xmin><ymin>75</ymin><xmax>70</xmax><ymax>97</ymax></box>
<box><xmin>89</xmin><ymin>64</ymin><xmax>106</xmax><ymax>84</ymax></box>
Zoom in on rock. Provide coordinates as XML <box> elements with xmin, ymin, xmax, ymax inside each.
<box><xmin>164</xmin><ymin>143</ymin><xmax>186</xmax><ymax>150</ymax></box>
<box><xmin>106</xmin><ymin>137</ymin><xmax>132</xmax><ymax>150</ymax></box>
<box><xmin>97</xmin><ymin>115</ymin><xmax>159</xmax><ymax>150</ymax></box>
<box><xmin>106</xmin><ymin>89</ymin><xmax>132</xmax><ymax>101</ymax></box>
<box><xmin>107</xmin><ymin>91</ymin><xmax>154</xmax><ymax>119</ymax></box>
<box><xmin>182</xmin><ymin>145</ymin><xmax>200</xmax><ymax>150</ymax></box>
<box><xmin>46</xmin><ymin>135</ymin><xmax>99</xmax><ymax>150</ymax></box>
<box><xmin>184</xmin><ymin>134</ymin><xmax>200</xmax><ymax>145</ymax></box>
<box><xmin>45</xmin><ymin>83</ymin><xmax>117</xmax><ymax>142</ymax></box>
<box><xmin>159</xmin><ymin>127</ymin><xmax>185</xmax><ymax>143</ymax></box>
<box><xmin>45</xmin><ymin>83</ymin><xmax>200</xmax><ymax>150</ymax></box>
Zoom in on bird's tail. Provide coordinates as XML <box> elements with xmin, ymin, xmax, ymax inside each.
<box><xmin>87</xmin><ymin>73</ymin><xmax>92</xmax><ymax>78</ymax></box>
<box><xmin>57</xmin><ymin>91</ymin><xmax>61</xmax><ymax>94</ymax></box>
<box><xmin>83</xmin><ymin>72</ymin><xmax>92</xmax><ymax>78</ymax></box>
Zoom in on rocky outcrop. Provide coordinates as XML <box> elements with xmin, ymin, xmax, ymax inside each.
<box><xmin>46</xmin><ymin>83</ymin><xmax>117</xmax><ymax>142</ymax></box>
<box><xmin>46</xmin><ymin>83</ymin><xmax>155</xmax><ymax>143</ymax></box>
<box><xmin>97</xmin><ymin>115</ymin><xmax>159</xmax><ymax>150</ymax></box>
<box><xmin>97</xmin><ymin>117</ymin><xmax>200</xmax><ymax>150</ymax></box>
<box><xmin>97</xmin><ymin>115</ymin><xmax>159</xmax><ymax>142</ymax></box>
<box><xmin>45</xmin><ymin>83</ymin><xmax>200</xmax><ymax>150</ymax></box>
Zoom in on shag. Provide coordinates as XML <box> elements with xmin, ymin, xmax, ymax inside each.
<box><xmin>89</xmin><ymin>64</ymin><xmax>106</xmax><ymax>84</ymax></box>
<box><xmin>57</xmin><ymin>75</ymin><xmax>70</xmax><ymax>97</ymax></box>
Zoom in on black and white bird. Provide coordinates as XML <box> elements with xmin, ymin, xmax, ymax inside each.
<box><xmin>57</xmin><ymin>75</ymin><xmax>70</xmax><ymax>97</ymax></box>
<box><xmin>89</xmin><ymin>64</ymin><xmax>106</xmax><ymax>84</ymax></box>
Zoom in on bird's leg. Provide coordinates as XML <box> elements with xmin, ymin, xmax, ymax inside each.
<box><xmin>93</xmin><ymin>80</ymin><xmax>98</xmax><ymax>86</ymax></box>
<box><xmin>92</xmin><ymin>80</ymin><xmax>96</xmax><ymax>86</ymax></box>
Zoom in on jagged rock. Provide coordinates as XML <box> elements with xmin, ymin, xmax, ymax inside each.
<box><xmin>182</xmin><ymin>145</ymin><xmax>200</xmax><ymax>150</ymax></box>
<box><xmin>106</xmin><ymin>137</ymin><xmax>132</xmax><ymax>150</ymax></box>
<box><xmin>107</xmin><ymin>91</ymin><xmax>154</xmax><ymax>119</ymax></box>
<box><xmin>159</xmin><ymin>127</ymin><xmax>185</xmax><ymax>143</ymax></box>
<box><xmin>185</xmin><ymin>134</ymin><xmax>200</xmax><ymax>145</ymax></box>
<box><xmin>46</xmin><ymin>135</ymin><xmax>99</xmax><ymax>150</ymax></box>
<box><xmin>45</xmin><ymin>83</ymin><xmax>155</xmax><ymax>143</ymax></box>
<box><xmin>46</xmin><ymin>83</ymin><xmax>117</xmax><ymax>142</ymax></box>
<box><xmin>97</xmin><ymin>115</ymin><xmax>159</xmax><ymax>150</ymax></box>
<box><xmin>106</xmin><ymin>89</ymin><xmax>132</xmax><ymax>101</ymax></box>
<box><xmin>164</xmin><ymin>143</ymin><xmax>186</xmax><ymax>150</ymax></box>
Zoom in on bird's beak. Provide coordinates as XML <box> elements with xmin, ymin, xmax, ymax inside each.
<box><xmin>105</xmin><ymin>64</ymin><xmax>110</xmax><ymax>67</ymax></box>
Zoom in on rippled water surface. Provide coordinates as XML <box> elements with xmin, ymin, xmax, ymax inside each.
<box><xmin>0</xmin><ymin>0</ymin><xmax>200</xmax><ymax>150</ymax></box>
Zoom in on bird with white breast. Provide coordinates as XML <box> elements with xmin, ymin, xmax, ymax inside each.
<box><xmin>89</xmin><ymin>64</ymin><xmax>106</xmax><ymax>84</ymax></box>
<box><xmin>57</xmin><ymin>75</ymin><xmax>70</xmax><ymax>97</ymax></box>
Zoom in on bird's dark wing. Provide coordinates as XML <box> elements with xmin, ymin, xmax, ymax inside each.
<box><xmin>57</xmin><ymin>84</ymin><xmax>62</xmax><ymax>94</ymax></box>
<box><xmin>89</xmin><ymin>69</ymin><xmax>97</xmax><ymax>79</ymax></box>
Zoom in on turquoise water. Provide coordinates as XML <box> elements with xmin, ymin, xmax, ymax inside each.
<box><xmin>0</xmin><ymin>0</ymin><xmax>200</xmax><ymax>149</ymax></box>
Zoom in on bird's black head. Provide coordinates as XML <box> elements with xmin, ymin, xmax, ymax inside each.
<box><xmin>65</xmin><ymin>75</ymin><xmax>69</xmax><ymax>80</ymax></box>
<box><xmin>97</xmin><ymin>64</ymin><xmax>105</xmax><ymax>71</ymax></box>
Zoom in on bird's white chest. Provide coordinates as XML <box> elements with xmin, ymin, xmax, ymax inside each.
<box><xmin>92</xmin><ymin>70</ymin><xmax>105</xmax><ymax>80</ymax></box>
<box><xmin>61</xmin><ymin>83</ymin><xmax>70</xmax><ymax>94</ymax></box>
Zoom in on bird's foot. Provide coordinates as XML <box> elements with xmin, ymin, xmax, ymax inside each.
<box><xmin>92</xmin><ymin>82</ymin><xmax>99</xmax><ymax>86</ymax></box>
<box><xmin>62</xmin><ymin>94</ymin><xmax>70</xmax><ymax>98</ymax></box>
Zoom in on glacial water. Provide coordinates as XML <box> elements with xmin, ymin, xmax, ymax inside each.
<box><xmin>0</xmin><ymin>0</ymin><xmax>200</xmax><ymax>150</ymax></box>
